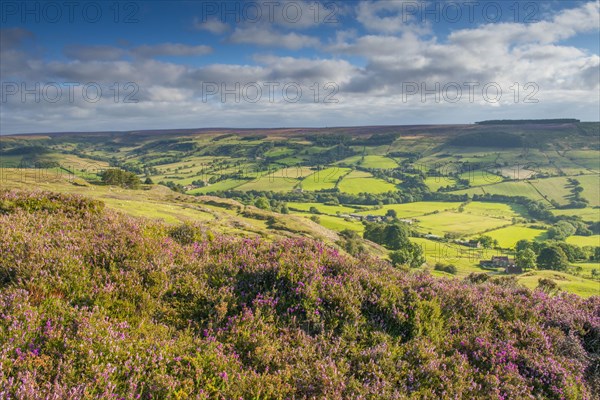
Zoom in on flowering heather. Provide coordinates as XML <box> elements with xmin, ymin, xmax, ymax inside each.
<box><xmin>0</xmin><ymin>189</ymin><xmax>599</xmax><ymax>399</ymax></box>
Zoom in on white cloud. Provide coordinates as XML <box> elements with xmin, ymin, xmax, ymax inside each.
<box><xmin>64</xmin><ymin>45</ymin><xmax>127</xmax><ymax>61</ymax></box>
<box><xmin>193</xmin><ymin>17</ymin><xmax>231</xmax><ymax>34</ymax></box>
<box><xmin>229</xmin><ymin>25</ymin><xmax>320</xmax><ymax>50</ymax></box>
<box><xmin>1</xmin><ymin>2</ymin><xmax>599</xmax><ymax>134</ymax></box>
<box><xmin>355</xmin><ymin>0</ymin><xmax>432</xmax><ymax>35</ymax></box>
<box><xmin>132</xmin><ymin>43</ymin><xmax>212</xmax><ymax>58</ymax></box>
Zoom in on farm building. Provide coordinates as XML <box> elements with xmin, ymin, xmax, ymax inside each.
<box><xmin>479</xmin><ymin>256</ymin><xmax>521</xmax><ymax>274</ymax></box>
<box><xmin>456</xmin><ymin>239</ymin><xmax>481</xmax><ymax>248</ymax></box>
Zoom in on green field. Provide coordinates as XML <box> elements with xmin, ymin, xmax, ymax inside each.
<box><xmin>410</xmin><ymin>237</ymin><xmax>498</xmax><ymax>276</ymax></box>
<box><xmin>301</xmin><ymin>167</ymin><xmax>350</xmax><ymax>191</ymax></box>
<box><xmin>338</xmin><ymin>170</ymin><xmax>397</xmax><ymax>194</ymax></box>
<box><xmin>529</xmin><ymin>177</ymin><xmax>573</xmax><ymax>206</ymax></box>
<box><xmin>359</xmin><ymin>155</ymin><xmax>399</xmax><ymax>169</ymax></box>
<box><xmin>188</xmin><ymin>179</ymin><xmax>247</xmax><ymax>194</ymax></box>
<box><xmin>453</xmin><ymin>181</ymin><xmax>544</xmax><ymax>201</ymax></box>
<box><xmin>480</xmin><ymin>226</ymin><xmax>548</xmax><ymax>249</ymax></box>
<box><xmin>462</xmin><ymin>202</ymin><xmax>526</xmax><ymax>219</ymax></box>
<box><xmin>424</xmin><ymin>176</ymin><xmax>456</xmax><ymax>192</ymax></box>
<box><xmin>303</xmin><ymin>214</ymin><xmax>365</xmax><ymax>233</ymax></box>
<box><xmin>566</xmin><ymin>235</ymin><xmax>600</xmax><ymax>247</ymax></box>
<box><xmin>287</xmin><ymin>202</ymin><xmax>359</xmax><ymax>215</ymax></box>
<box><xmin>552</xmin><ymin>207</ymin><xmax>600</xmax><ymax>222</ymax></box>
<box><xmin>356</xmin><ymin>202</ymin><xmax>461</xmax><ymax>218</ymax></box>
<box><xmin>460</xmin><ymin>169</ymin><xmax>504</xmax><ymax>186</ymax></box>
<box><xmin>517</xmin><ymin>270</ymin><xmax>599</xmax><ymax>298</ymax></box>
<box><xmin>416</xmin><ymin>211</ymin><xmax>510</xmax><ymax>236</ymax></box>
<box><xmin>577</xmin><ymin>175</ymin><xmax>600</xmax><ymax>207</ymax></box>
<box><xmin>237</xmin><ymin>177</ymin><xmax>300</xmax><ymax>192</ymax></box>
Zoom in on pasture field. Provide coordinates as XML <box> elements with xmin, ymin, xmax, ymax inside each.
<box><xmin>517</xmin><ymin>270</ymin><xmax>599</xmax><ymax>298</ymax></box>
<box><xmin>101</xmin><ymin>198</ymin><xmax>215</xmax><ymax>224</ymax></box>
<box><xmin>188</xmin><ymin>179</ymin><xmax>246</xmax><ymax>194</ymax></box>
<box><xmin>453</xmin><ymin>181</ymin><xmax>545</xmax><ymax>202</ymax></box>
<box><xmin>264</xmin><ymin>147</ymin><xmax>295</xmax><ymax>158</ymax></box>
<box><xmin>270</xmin><ymin>166</ymin><xmax>315</xmax><ymax>179</ymax></box>
<box><xmin>564</xmin><ymin>150</ymin><xmax>600</xmax><ymax>172</ymax></box>
<box><xmin>424</xmin><ymin>176</ymin><xmax>456</xmax><ymax>192</ymax></box>
<box><xmin>415</xmin><ymin>211</ymin><xmax>510</xmax><ymax>236</ymax></box>
<box><xmin>236</xmin><ymin>177</ymin><xmax>299</xmax><ymax>192</ymax></box>
<box><xmin>573</xmin><ymin>262</ymin><xmax>600</xmax><ymax>279</ymax></box>
<box><xmin>460</xmin><ymin>170</ymin><xmax>504</xmax><ymax>187</ymax></box>
<box><xmin>566</xmin><ymin>235</ymin><xmax>600</xmax><ymax>247</ymax></box>
<box><xmin>287</xmin><ymin>202</ymin><xmax>358</xmax><ymax>215</ymax></box>
<box><xmin>356</xmin><ymin>201</ymin><xmax>461</xmax><ymax>218</ymax></box>
<box><xmin>462</xmin><ymin>201</ymin><xmax>526</xmax><ymax>219</ymax></box>
<box><xmin>479</xmin><ymin>226</ymin><xmax>548</xmax><ymax>249</ymax></box>
<box><xmin>300</xmin><ymin>167</ymin><xmax>350</xmax><ymax>191</ymax></box>
<box><xmin>577</xmin><ymin>175</ymin><xmax>600</xmax><ymax>207</ymax></box>
<box><xmin>293</xmin><ymin>213</ymin><xmax>365</xmax><ymax>233</ymax></box>
<box><xmin>529</xmin><ymin>177</ymin><xmax>573</xmax><ymax>206</ymax></box>
<box><xmin>338</xmin><ymin>171</ymin><xmax>397</xmax><ymax>194</ymax></box>
<box><xmin>359</xmin><ymin>155</ymin><xmax>399</xmax><ymax>169</ymax></box>
<box><xmin>552</xmin><ymin>207</ymin><xmax>600</xmax><ymax>222</ymax></box>
<box><xmin>410</xmin><ymin>237</ymin><xmax>500</xmax><ymax>277</ymax></box>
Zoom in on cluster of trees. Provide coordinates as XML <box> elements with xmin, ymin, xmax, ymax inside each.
<box><xmin>363</xmin><ymin>222</ymin><xmax>425</xmax><ymax>268</ymax></box>
<box><xmin>475</xmin><ymin>119</ymin><xmax>580</xmax><ymax>125</ymax></box>
<box><xmin>515</xmin><ymin>239</ymin><xmax>598</xmax><ymax>271</ymax></box>
<box><xmin>547</xmin><ymin>219</ymin><xmax>592</xmax><ymax>239</ymax></box>
<box><xmin>159</xmin><ymin>181</ymin><xmax>185</xmax><ymax>193</ymax></box>
<box><xmin>253</xmin><ymin>196</ymin><xmax>289</xmax><ymax>214</ymax></box>
<box><xmin>214</xmin><ymin>189</ymin><xmax>417</xmax><ymax>207</ymax></box>
<box><xmin>99</xmin><ymin>169</ymin><xmax>141</xmax><ymax>189</ymax></box>
<box><xmin>336</xmin><ymin>229</ymin><xmax>366</xmax><ymax>256</ymax></box>
<box><xmin>448</xmin><ymin>132</ymin><xmax>523</xmax><ymax>148</ymax></box>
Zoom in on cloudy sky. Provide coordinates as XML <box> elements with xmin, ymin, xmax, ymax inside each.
<box><xmin>1</xmin><ymin>0</ymin><xmax>599</xmax><ymax>134</ymax></box>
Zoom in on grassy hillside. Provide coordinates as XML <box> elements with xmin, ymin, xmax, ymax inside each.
<box><xmin>1</xmin><ymin>123</ymin><xmax>598</xmax><ymax>298</ymax></box>
<box><xmin>0</xmin><ymin>190</ymin><xmax>599</xmax><ymax>399</ymax></box>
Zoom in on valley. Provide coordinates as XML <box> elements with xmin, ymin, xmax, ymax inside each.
<box><xmin>2</xmin><ymin>121</ymin><xmax>598</xmax><ymax>297</ymax></box>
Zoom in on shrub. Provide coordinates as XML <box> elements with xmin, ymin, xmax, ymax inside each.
<box><xmin>434</xmin><ymin>262</ymin><xmax>457</xmax><ymax>274</ymax></box>
<box><xmin>0</xmin><ymin>189</ymin><xmax>598</xmax><ymax>399</ymax></box>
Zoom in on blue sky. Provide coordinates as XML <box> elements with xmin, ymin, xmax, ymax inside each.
<box><xmin>1</xmin><ymin>0</ymin><xmax>599</xmax><ymax>134</ymax></box>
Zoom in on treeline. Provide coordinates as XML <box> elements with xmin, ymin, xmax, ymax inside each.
<box><xmin>475</xmin><ymin>119</ymin><xmax>580</xmax><ymax>125</ymax></box>
<box><xmin>515</xmin><ymin>239</ymin><xmax>598</xmax><ymax>272</ymax></box>
<box><xmin>448</xmin><ymin>132</ymin><xmax>523</xmax><ymax>148</ymax></box>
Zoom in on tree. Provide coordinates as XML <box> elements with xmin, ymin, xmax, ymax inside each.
<box><xmin>100</xmin><ymin>169</ymin><xmax>141</xmax><ymax>189</ymax></box>
<box><xmin>537</xmin><ymin>246</ymin><xmax>569</xmax><ymax>271</ymax></box>
<box><xmin>547</xmin><ymin>221</ymin><xmax>576</xmax><ymax>240</ymax></box>
<box><xmin>515</xmin><ymin>239</ymin><xmax>533</xmax><ymax>253</ymax></box>
<box><xmin>144</xmin><ymin>177</ymin><xmax>154</xmax><ymax>185</ymax></box>
<box><xmin>386</xmin><ymin>209</ymin><xmax>397</xmax><ymax>219</ymax></box>
<box><xmin>384</xmin><ymin>224</ymin><xmax>408</xmax><ymax>250</ymax></box>
<box><xmin>515</xmin><ymin>248</ymin><xmax>536</xmax><ymax>271</ymax></box>
<box><xmin>254</xmin><ymin>197</ymin><xmax>271</xmax><ymax>210</ymax></box>
<box><xmin>537</xmin><ymin>278</ymin><xmax>559</xmax><ymax>295</ymax></box>
<box><xmin>477</xmin><ymin>235</ymin><xmax>497</xmax><ymax>249</ymax></box>
<box><xmin>390</xmin><ymin>243</ymin><xmax>424</xmax><ymax>268</ymax></box>
<box><xmin>337</xmin><ymin>229</ymin><xmax>365</xmax><ymax>256</ymax></box>
<box><xmin>593</xmin><ymin>247</ymin><xmax>600</xmax><ymax>261</ymax></box>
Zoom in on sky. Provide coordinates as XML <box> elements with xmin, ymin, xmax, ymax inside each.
<box><xmin>0</xmin><ymin>0</ymin><xmax>599</xmax><ymax>134</ymax></box>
